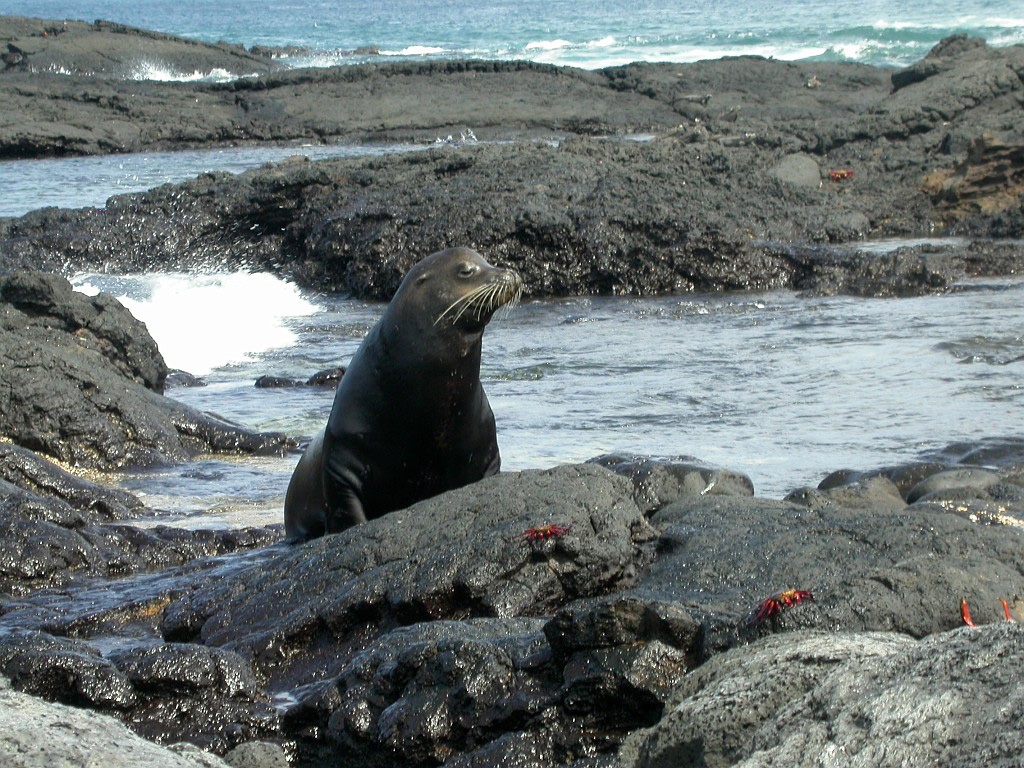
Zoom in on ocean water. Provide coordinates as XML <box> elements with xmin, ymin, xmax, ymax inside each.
<box><xmin>6</xmin><ymin>0</ymin><xmax>1022</xmax><ymax>71</ymax></box>
<box><xmin>70</xmin><ymin>268</ymin><xmax>1024</xmax><ymax>528</ymax></box>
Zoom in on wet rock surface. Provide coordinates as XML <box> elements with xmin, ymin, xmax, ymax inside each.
<box><xmin>0</xmin><ymin>273</ymin><xmax>289</xmax><ymax>596</ymax></box>
<box><xmin>0</xmin><ymin>271</ymin><xmax>293</xmax><ymax>470</ymax></box>
<box><xmin>4</xmin><ymin>140</ymin><xmax>1023</xmax><ymax>300</ymax></box>
<box><xmin>0</xmin><ymin>436</ymin><xmax>1021</xmax><ymax>766</ymax></box>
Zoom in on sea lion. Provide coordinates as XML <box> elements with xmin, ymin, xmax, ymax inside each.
<box><xmin>284</xmin><ymin>247</ymin><xmax>523</xmax><ymax>541</ymax></box>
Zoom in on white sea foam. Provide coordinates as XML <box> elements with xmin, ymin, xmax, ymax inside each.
<box><xmin>528</xmin><ymin>40</ymin><xmax>829</xmax><ymax>69</ymax></box>
<box><xmin>871</xmin><ymin>19</ymin><xmax>928</xmax><ymax>30</ymax></box>
<box><xmin>34</xmin><ymin>64</ymin><xmax>78</xmax><ymax>75</ymax></box>
<box><xmin>127</xmin><ymin>61</ymin><xmax>253</xmax><ymax>83</ymax></box>
<box><xmin>525</xmin><ymin>38</ymin><xmax>575</xmax><ymax>51</ymax></box>
<box><xmin>72</xmin><ymin>271</ymin><xmax>320</xmax><ymax>376</ymax></box>
<box><xmin>382</xmin><ymin>45</ymin><xmax>446</xmax><ymax>56</ymax></box>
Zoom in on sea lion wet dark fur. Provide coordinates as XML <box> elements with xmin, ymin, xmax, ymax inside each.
<box><xmin>284</xmin><ymin>247</ymin><xmax>523</xmax><ymax>541</ymax></box>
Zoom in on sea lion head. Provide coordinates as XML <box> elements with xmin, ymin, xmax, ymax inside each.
<box><xmin>395</xmin><ymin>247</ymin><xmax>522</xmax><ymax>334</ymax></box>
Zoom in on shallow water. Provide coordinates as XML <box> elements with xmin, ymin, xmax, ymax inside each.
<box><xmin>71</xmin><ymin>270</ymin><xmax>1024</xmax><ymax>528</ymax></box>
<box><xmin>0</xmin><ymin>143</ymin><xmax>430</xmax><ymax>218</ymax></box>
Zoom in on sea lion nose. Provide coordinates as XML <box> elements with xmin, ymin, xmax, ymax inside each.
<box><xmin>501</xmin><ymin>269</ymin><xmax>523</xmax><ymax>288</ymax></box>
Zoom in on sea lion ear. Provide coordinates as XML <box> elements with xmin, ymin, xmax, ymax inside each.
<box><xmin>414</xmin><ymin>272</ymin><xmax>431</xmax><ymax>286</ymax></box>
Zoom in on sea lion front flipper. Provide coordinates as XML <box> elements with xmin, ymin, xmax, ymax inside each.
<box><xmin>324</xmin><ymin>486</ymin><xmax>368</xmax><ymax>533</ymax></box>
<box><xmin>283</xmin><ymin>429</ymin><xmax>328</xmax><ymax>541</ymax></box>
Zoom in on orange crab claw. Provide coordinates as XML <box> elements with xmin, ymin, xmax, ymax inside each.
<box><xmin>1000</xmin><ymin>598</ymin><xmax>1013</xmax><ymax>622</ymax></box>
<box><xmin>960</xmin><ymin>598</ymin><xmax>977</xmax><ymax>627</ymax></box>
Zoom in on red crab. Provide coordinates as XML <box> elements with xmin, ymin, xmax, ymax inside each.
<box><xmin>829</xmin><ymin>169</ymin><xmax>855</xmax><ymax>182</ymax></box>
<box><xmin>746</xmin><ymin>589</ymin><xmax>814</xmax><ymax>626</ymax></box>
<box><xmin>521</xmin><ymin>523</ymin><xmax>571</xmax><ymax>543</ymax></box>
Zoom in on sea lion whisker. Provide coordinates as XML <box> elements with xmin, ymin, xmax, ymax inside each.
<box><xmin>470</xmin><ymin>283</ymin><xmax>502</xmax><ymax>320</ymax></box>
<box><xmin>484</xmin><ymin>282</ymin><xmax>513</xmax><ymax>317</ymax></box>
<box><xmin>434</xmin><ymin>283</ymin><xmax>490</xmax><ymax>326</ymax></box>
<box><xmin>455</xmin><ymin>284</ymin><xmax>489</xmax><ymax>322</ymax></box>
<box><xmin>477</xmin><ymin>281</ymin><xmax>521</xmax><ymax>321</ymax></box>
<box><xmin>433</xmin><ymin>275</ymin><xmax>522</xmax><ymax>326</ymax></box>
<box><xmin>497</xmin><ymin>286</ymin><xmax>522</xmax><ymax>319</ymax></box>
<box><xmin>438</xmin><ymin>286</ymin><xmax>489</xmax><ymax>327</ymax></box>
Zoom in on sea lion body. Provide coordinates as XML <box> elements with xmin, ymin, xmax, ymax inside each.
<box><xmin>284</xmin><ymin>247</ymin><xmax>521</xmax><ymax>541</ymax></box>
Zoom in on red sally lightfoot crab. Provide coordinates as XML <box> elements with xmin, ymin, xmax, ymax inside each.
<box><xmin>521</xmin><ymin>523</ymin><xmax>571</xmax><ymax>543</ymax></box>
<box><xmin>746</xmin><ymin>589</ymin><xmax>814</xmax><ymax>627</ymax></box>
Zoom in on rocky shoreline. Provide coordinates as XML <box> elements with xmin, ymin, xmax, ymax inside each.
<box><xmin>3</xmin><ymin>19</ymin><xmax>1024</xmax><ymax>299</ymax></box>
<box><xmin>2</xmin><ymin>15</ymin><xmax>1024</xmax><ymax>768</ymax></box>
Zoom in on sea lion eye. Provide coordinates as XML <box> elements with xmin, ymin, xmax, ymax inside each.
<box><xmin>458</xmin><ymin>263</ymin><xmax>479</xmax><ymax>278</ymax></box>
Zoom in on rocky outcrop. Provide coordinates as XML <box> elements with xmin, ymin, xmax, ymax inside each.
<box><xmin>0</xmin><ymin>441</ymin><xmax>143</xmax><ymax>519</ymax></box>
<box><xmin>3</xmin><ymin>139</ymin><xmax>1023</xmax><ymax>300</ymax></box>
<box><xmin>0</xmin><ymin>272</ymin><xmax>290</xmax><ymax>594</ymax></box>
<box><xmin>4</xmin><ymin>323</ymin><xmax>1016</xmax><ymax>765</ymax></box>
<box><xmin>0</xmin><ymin>440</ymin><xmax>1020</xmax><ymax>765</ymax></box>
<box><xmin>0</xmin><ymin>488</ymin><xmax>283</xmax><ymax>594</ymax></box>
<box><xmin>0</xmin><ymin>16</ymin><xmax>277</xmax><ymax>79</ymax></box>
<box><xmin>0</xmin><ymin>271</ymin><xmax>292</xmax><ymax>470</ymax></box>
<box><xmin>3</xmin><ymin>31</ymin><xmax>1024</xmax><ymax>299</ymax></box>
<box><xmin>619</xmin><ymin>623</ymin><xmax>1024</xmax><ymax>768</ymax></box>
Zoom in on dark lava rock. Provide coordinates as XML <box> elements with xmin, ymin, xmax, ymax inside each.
<box><xmin>157</xmin><ymin>463</ymin><xmax>689</xmax><ymax>765</ymax></box>
<box><xmin>811</xmin><ymin>437</ymin><xmax>1024</xmax><ymax>523</ymax></box>
<box><xmin>1</xmin><ymin>270</ymin><xmax>165</xmax><ymax>391</ymax></box>
<box><xmin>0</xmin><ymin>448</ymin><xmax>1023</xmax><ymax>765</ymax></box>
<box><xmin>106</xmin><ymin>643</ymin><xmax>278</xmax><ymax>751</ymax></box>
<box><xmin>161</xmin><ymin>464</ymin><xmax>653</xmax><ymax>682</ymax></box>
<box><xmin>165</xmin><ymin>369</ymin><xmax>208</xmax><ymax>388</ymax></box>
<box><xmin>4</xmin><ymin>137</ymin><xmax>1021</xmax><ymax>299</ymax></box>
<box><xmin>4</xmin><ymin>38</ymin><xmax>1023</xmax><ymax>297</ymax></box>
<box><xmin>619</xmin><ymin>623</ymin><xmax>1024</xmax><ymax>767</ymax></box>
<box><xmin>786</xmin><ymin>474</ymin><xmax>909</xmax><ymax>512</ymax></box>
<box><xmin>0</xmin><ymin>629</ymin><xmax>278</xmax><ymax>753</ymax></box>
<box><xmin>0</xmin><ymin>272</ymin><xmax>292</xmax><ymax>470</ymax></box>
<box><xmin>0</xmin><ymin>442</ymin><xmax>142</xmax><ymax>520</ymax></box>
<box><xmin>905</xmin><ymin>466</ymin><xmax>1003</xmax><ymax>503</ymax></box>
<box><xmin>923</xmin><ymin>435</ymin><xmax>1024</xmax><ymax>467</ymax></box>
<box><xmin>648</xmin><ymin>492</ymin><xmax>1024</xmax><ymax>656</ymax></box>
<box><xmin>255</xmin><ymin>368</ymin><xmax>344</xmax><ymax>388</ymax></box>
<box><xmin>305</xmin><ymin>367</ymin><xmax>345</xmax><ymax>387</ymax></box>
<box><xmin>0</xmin><ymin>630</ymin><xmax>137</xmax><ymax>709</ymax></box>
<box><xmin>0</xmin><ymin>16</ymin><xmax>277</xmax><ymax>79</ymax></box>
<box><xmin>0</xmin><ymin>269</ymin><xmax>294</xmax><ymax>638</ymax></box>
<box><xmin>253</xmin><ymin>375</ymin><xmax>304</xmax><ymax>388</ymax></box>
<box><xmin>311</xmin><ymin>618</ymin><xmax>555</xmax><ymax>764</ymax></box>
<box><xmin>0</xmin><ymin>488</ymin><xmax>283</xmax><ymax>594</ymax></box>
<box><xmin>589</xmin><ymin>453</ymin><xmax>754</xmax><ymax>513</ymax></box>
<box><xmin>890</xmin><ymin>34</ymin><xmax>995</xmax><ymax>91</ymax></box>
